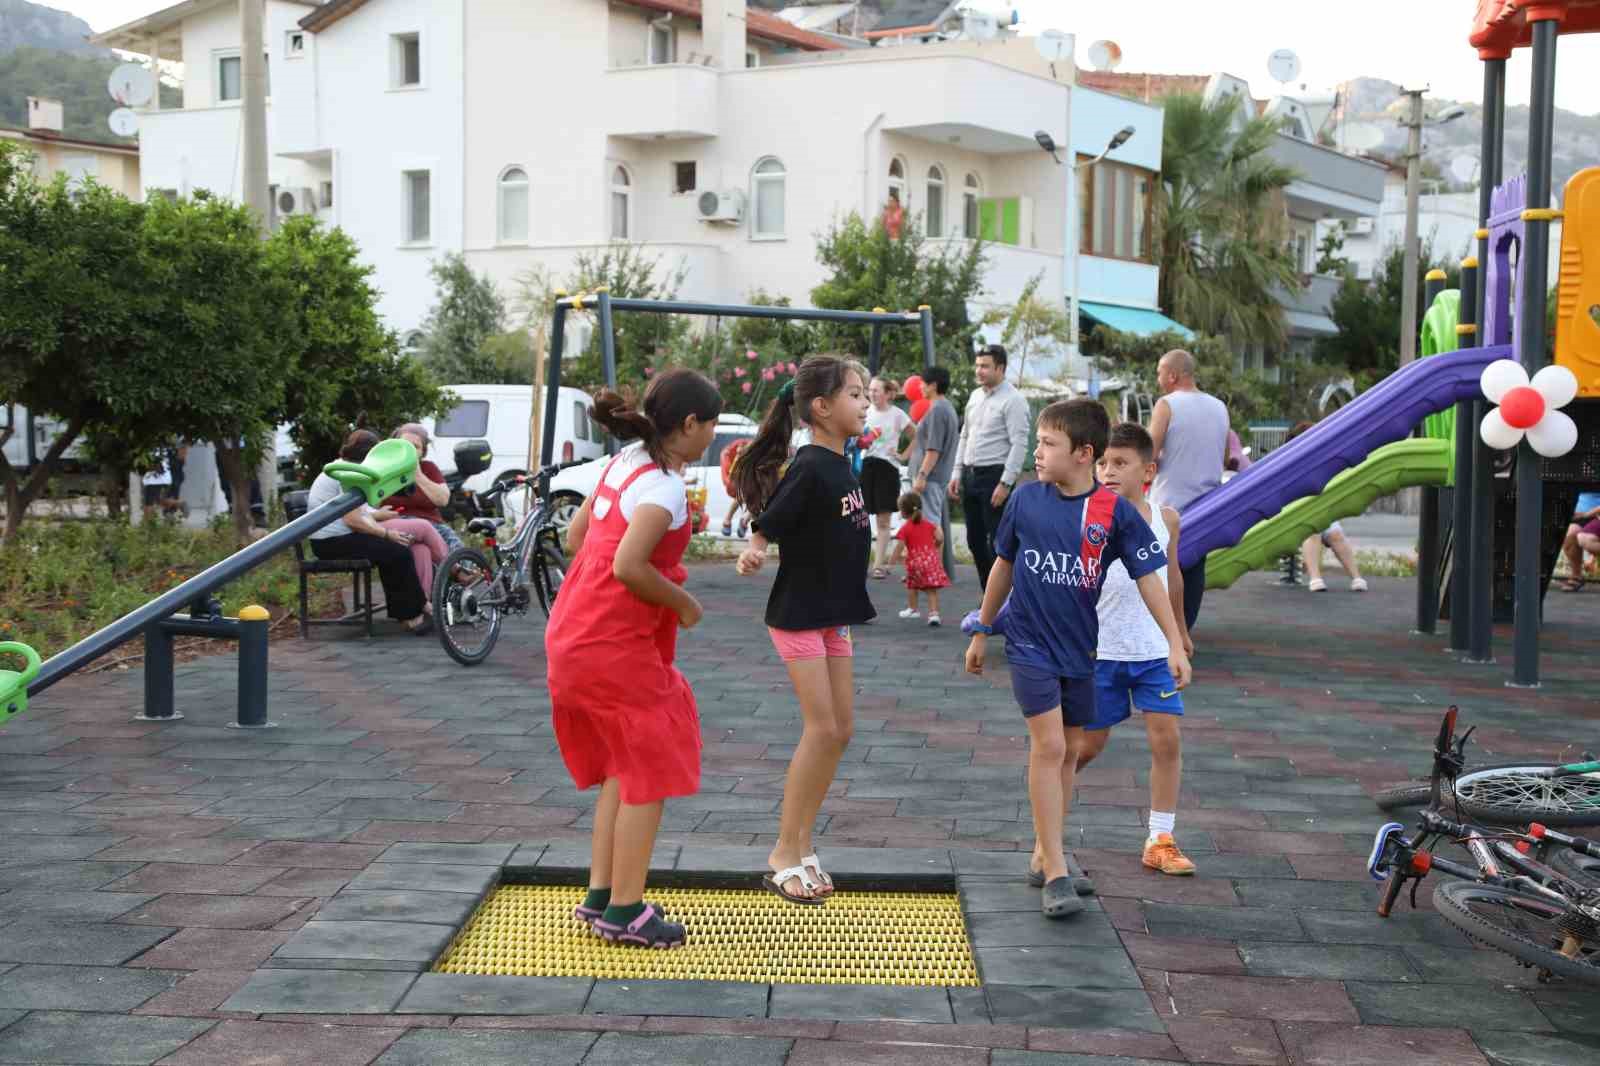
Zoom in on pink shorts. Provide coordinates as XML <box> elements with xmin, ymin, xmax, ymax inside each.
<box><xmin>768</xmin><ymin>625</ymin><xmax>854</xmax><ymax>662</ymax></box>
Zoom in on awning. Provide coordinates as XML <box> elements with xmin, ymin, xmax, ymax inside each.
<box><xmin>1283</xmin><ymin>309</ymin><xmax>1339</xmax><ymax>337</ymax></box>
<box><xmin>1079</xmin><ymin>301</ymin><xmax>1195</xmax><ymax>340</ymax></box>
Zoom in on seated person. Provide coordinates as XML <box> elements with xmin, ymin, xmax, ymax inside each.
<box><xmin>1286</xmin><ymin>421</ymin><xmax>1368</xmax><ymax>593</ymax></box>
<box><xmin>1560</xmin><ymin>491</ymin><xmax>1600</xmax><ymax>591</ymax></box>
<box><xmin>305</xmin><ymin>429</ymin><xmax>434</xmax><ymax>635</ymax></box>
<box><xmin>380</xmin><ymin>423</ymin><xmax>463</xmax><ymax>552</ymax></box>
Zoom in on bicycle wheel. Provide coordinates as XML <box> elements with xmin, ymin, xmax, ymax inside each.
<box><xmin>433</xmin><ymin>546</ymin><xmax>502</xmax><ymax>666</ymax></box>
<box><xmin>1454</xmin><ymin>764</ymin><xmax>1600</xmax><ymax>828</ymax></box>
<box><xmin>1548</xmin><ymin>846</ymin><xmax>1600</xmax><ymax>890</ymax></box>
<box><xmin>530</xmin><ymin>534</ymin><xmax>567</xmax><ymax>617</ymax></box>
<box><xmin>1433</xmin><ymin>880</ymin><xmax>1600</xmax><ymax>985</ymax></box>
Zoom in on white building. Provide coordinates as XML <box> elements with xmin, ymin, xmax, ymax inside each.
<box><xmin>97</xmin><ymin>0</ymin><xmax>1173</xmax><ymax>372</ymax></box>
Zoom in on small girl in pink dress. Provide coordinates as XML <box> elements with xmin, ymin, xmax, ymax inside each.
<box><xmin>892</xmin><ymin>491</ymin><xmax>950</xmax><ymax>627</ymax></box>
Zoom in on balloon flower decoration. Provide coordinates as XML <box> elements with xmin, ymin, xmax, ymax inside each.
<box><xmin>903</xmin><ymin>374</ymin><xmax>930</xmax><ymax>423</ymax></box>
<box><xmin>1479</xmin><ymin>360</ymin><xmax>1580</xmax><ymax>458</ymax></box>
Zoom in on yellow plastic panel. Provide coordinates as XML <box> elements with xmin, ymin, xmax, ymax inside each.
<box><xmin>434</xmin><ymin>885</ymin><xmax>979</xmax><ymax>987</ymax></box>
<box><xmin>1554</xmin><ymin>166</ymin><xmax>1600</xmax><ymax>396</ymax></box>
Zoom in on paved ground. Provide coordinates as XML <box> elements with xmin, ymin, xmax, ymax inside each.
<box><xmin>3</xmin><ymin>560</ymin><xmax>1600</xmax><ymax>1065</ymax></box>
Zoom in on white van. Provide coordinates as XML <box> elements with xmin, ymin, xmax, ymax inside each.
<box><xmin>427</xmin><ymin>384</ymin><xmax>605</xmax><ymax>494</ymax></box>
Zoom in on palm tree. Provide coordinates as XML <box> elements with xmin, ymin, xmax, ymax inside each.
<box><xmin>1155</xmin><ymin>92</ymin><xmax>1302</xmax><ymax>347</ymax></box>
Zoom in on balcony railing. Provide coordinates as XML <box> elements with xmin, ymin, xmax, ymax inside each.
<box><xmin>604</xmin><ymin>64</ymin><xmax>719</xmax><ymax>140</ymax></box>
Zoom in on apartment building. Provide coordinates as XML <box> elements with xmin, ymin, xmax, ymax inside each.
<box><xmin>0</xmin><ymin>96</ymin><xmax>141</xmax><ymax>199</ymax></box>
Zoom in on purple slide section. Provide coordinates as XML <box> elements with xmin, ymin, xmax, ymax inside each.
<box><xmin>1177</xmin><ymin>344</ymin><xmax>1512</xmax><ymax>568</ymax></box>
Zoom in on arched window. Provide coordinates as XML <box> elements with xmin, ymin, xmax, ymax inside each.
<box><xmin>498</xmin><ymin>166</ymin><xmax>528</xmax><ymax>243</ymax></box>
<box><xmin>887</xmin><ymin>156</ymin><xmax>907</xmax><ymax>211</ymax></box>
<box><xmin>925</xmin><ymin>165</ymin><xmax>946</xmax><ymax>237</ymax></box>
<box><xmin>610</xmin><ymin>165</ymin><xmax>630</xmax><ymax>240</ymax></box>
<box><xmin>751</xmin><ymin>156</ymin><xmax>786</xmax><ymax>239</ymax></box>
<box><xmin>963</xmin><ymin>173</ymin><xmax>981</xmax><ymax>238</ymax></box>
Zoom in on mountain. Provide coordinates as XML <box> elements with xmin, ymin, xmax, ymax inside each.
<box><xmin>0</xmin><ymin>0</ymin><xmax>104</xmax><ymax>58</ymax></box>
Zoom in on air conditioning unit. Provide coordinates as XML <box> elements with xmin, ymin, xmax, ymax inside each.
<box><xmin>275</xmin><ymin>186</ymin><xmax>317</xmax><ymax>216</ymax></box>
<box><xmin>697</xmin><ymin>188</ymin><xmax>745</xmax><ymax>224</ymax></box>
<box><xmin>1349</xmin><ymin>217</ymin><xmax>1375</xmax><ymax>235</ymax></box>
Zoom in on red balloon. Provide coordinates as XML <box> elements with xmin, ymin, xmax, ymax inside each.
<box><xmin>903</xmin><ymin>375</ymin><xmax>925</xmax><ymax>403</ymax></box>
<box><xmin>1500</xmin><ymin>385</ymin><xmax>1545</xmax><ymax>430</ymax></box>
<box><xmin>910</xmin><ymin>397</ymin><xmax>932</xmax><ymax>423</ymax></box>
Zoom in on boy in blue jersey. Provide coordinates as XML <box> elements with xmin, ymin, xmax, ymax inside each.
<box><xmin>965</xmin><ymin>399</ymin><xmax>1191</xmax><ymax>919</ymax></box>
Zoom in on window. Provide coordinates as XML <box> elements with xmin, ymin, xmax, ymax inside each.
<box><xmin>391</xmin><ymin>32</ymin><xmax>421</xmax><ymax>88</ymax></box>
<box><xmin>436</xmin><ymin>400</ymin><xmax>489</xmax><ymax>439</ymax></box>
<box><xmin>751</xmin><ymin>157</ymin><xmax>786</xmax><ymax>239</ymax></box>
<box><xmin>572</xmin><ymin>400</ymin><xmax>590</xmax><ymax>442</ymax></box>
<box><xmin>963</xmin><ymin>173</ymin><xmax>981</xmax><ymax>238</ymax></box>
<box><xmin>498</xmin><ymin>166</ymin><xmax>529</xmax><ymax>242</ymax></box>
<box><xmin>925</xmin><ymin>165</ymin><xmax>946</xmax><ymax>237</ymax></box>
<box><xmin>319</xmin><ymin>180</ymin><xmax>333</xmax><ymax>209</ymax></box>
<box><xmin>648</xmin><ymin>20</ymin><xmax>676</xmax><ymax>64</ymax></box>
<box><xmin>60</xmin><ymin>153</ymin><xmax>95</xmax><ymax>190</ymax></box>
<box><xmin>152</xmin><ymin>188</ymin><xmax>179</xmax><ymax>203</ymax></box>
<box><xmin>285</xmin><ymin>30</ymin><xmax>306</xmax><ymax>58</ymax></box>
<box><xmin>1079</xmin><ymin>159</ymin><xmax>1153</xmax><ymax>262</ymax></box>
<box><xmin>402</xmin><ymin>169</ymin><xmax>431</xmax><ymax>244</ymax></box>
<box><xmin>887</xmin><ymin>156</ymin><xmax>907</xmax><ymax>210</ymax></box>
<box><xmin>216</xmin><ymin>51</ymin><xmax>241</xmax><ymax>103</ymax></box>
<box><xmin>673</xmin><ymin>161</ymin><xmax>697</xmax><ymax>195</ymax></box>
<box><xmin>609</xmin><ymin>165</ymin><xmax>631</xmax><ymax>240</ymax></box>
<box><xmin>746</xmin><ymin>49</ymin><xmax>760</xmax><ymax>68</ymax></box>
<box><xmin>1294</xmin><ymin>232</ymin><xmax>1311</xmax><ymax>274</ymax></box>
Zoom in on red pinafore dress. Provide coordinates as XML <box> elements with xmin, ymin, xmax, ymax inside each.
<box><xmin>545</xmin><ymin>454</ymin><xmax>701</xmax><ymax>805</ymax></box>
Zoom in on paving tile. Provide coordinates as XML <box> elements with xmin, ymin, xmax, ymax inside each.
<box><xmin>345</xmin><ymin>862</ymin><xmax>500</xmax><ymax>895</ymax></box>
<box><xmin>586</xmin><ymin>979</ymin><xmax>767</xmax><ymax>1019</ymax></box>
<box><xmin>314</xmin><ymin>890</ymin><xmax>481</xmax><ymax>926</ymax></box>
<box><xmin>786</xmin><ymin>1039</ymin><xmax>987</xmax><ymax>1066</ymax></box>
<box><xmin>1237</xmin><ymin>942</ymin><xmax>1421</xmax><ymax>981</ymax></box>
<box><xmin>1232</xmin><ymin>879</ymin><xmax>1379</xmax><ymax>910</ymax></box>
<box><xmin>0</xmin><ymin>920</ymin><xmax>175</xmax><ymax>966</ymax></box>
<box><xmin>1142</xmin><ymin>903</ymin><xmax>1306</xmax><ymax>942</ymax></box>
<box><xmin>1165</xmin><ymin>973</ymin><xmax>1358</xmax><ymax>1023</ymax></box>
<box><xmin>253</xmin><ymin>867</ymin><xmax>355</xmax><ymax>897</ymax></box>
<box><xmin>975</xmin><ymin>946</ymin><xmax>1142</xmax><ymax>989</ymax></box>
<box><xmin>274</xmin><ymin>920</ymin><xmax>456</xmax><ymax>967</ymax></box>
<box><xmin>0</xmin><ymin>964</ymin><xmax>181</xmax><ymax>1012</ymax></box>
<box><xmin>1528</xmin><ymin>986</ymin><xmax>1600</xmax><ymax>1036</ymax></box>
<box><xmin>1299</xmin><ymin>910</ymin><xmax>1468</xmax><ymax>947</ymax></box>
<box><xmin>227</xmin><ymin>841</ymin><xmax>386</xmax><ymax>868</ymax></box>
<box><xmin>0</xmin><ymin>1010</ymin><xmax>214</xmax><ymax>1065</ymax></box>
<box><xmin>1118</xmin><ymin>933</ymin><xmax>1246</xmax><ymax>975</ymax></box>
<box><xmin>130</xmin><ymin>969</ymin><xmax>255</xmax><ymax>1016</ymax></box>
<box><xmin>582</xmin><ymin>1032</ymin><xmax>793</xmax><ymax>1066</ymax></box>
<box><xmin>120</xmin><ymin>893</ymin><xmax>307</xmax><ymax>930</ymax></box>
<box><xmin>154</xmin><ymin>1018</ymin><xmax>402</xmax><ymax>1065</ymax></box>
<box><xmin>769</xmin><ymin>983</ymin><xmax>953</xmax><ymax>1023</ymax></box>
<box><xmin>374</xmin><ymin>1028</ymin><xmax>599</xmax><ymax>1065</ymax></box>
<box><xmin>0</xmin><ymin>859</ymin><xmax>145</xmax><ymax>891</ymax></box>
<box><xmin>0</xmin><ymin>834</ymin><xmax>129</xmax><ymax>862</ymax></box>
<box><xmin>396</xmin><ymin>973</ymin><xmax>594</xmax><ymax>1015</ymax></box>
<box><xmin>220</xmin><ymin>967</ymin><xmax>417</xmax><ymax>1014</ymax></box>
<box><xmin>0</xmin><ymin>1012</ymin><xmax>18</xmax><ymax>1033</ymax></box>
<box><xmin>1470</xmin><ymin>1028</ymin><xmax>1600</xmax><ymax>1066</ymax></box>
<box><xmin>990</xmin><ymin>1052</ymin><xmax>1182</xmax><ymax>1066</ymax></box>
<box><xmin>94</xmin><ymin>837</ymin><xmax>262</xmax><ymax>864</ymax></box>
<box><xmin>831</xmin><ymin>1020</ymin><xmax>1028</xmax><ymax>1049</ymax></box>
<box><xmin>1022</xmin><ymin>1027</ymin><xmax>1182</xmax><ymax>1059</ymax></box>
<box><xmin>1397</xmin><ymin>945</ymin><xmax>1545</xmax><ymax>988</ymax></box>
<box><xmin>1277</xmin><ymin>1022</ymin><xmax>1492</xmax><ymax>1066</ymax></box>
<box><xmin>105</xmin><ymin>862</ymin><xmax>287</xmax><ymax>895</ymax></box>
<box><xmin>981</xmin><ymin>985</ymin><xmax>1166</xmax><ymax>1031</ymax></box>
<box><xmin>127</xmin><ymin>928</ymin><xmax>294</xmax><ymax>971</ymax></box>
<box><xmin>967</xmin><ymin>910</ymin><xmax>1123</xmax><ymax>948</ymax></box>
<box><xmin>1344</xmin><ymin>982</ymin><xmax>1553</xmax><ymax>1031</ymax></box>
<box><xmin>378</xmin><ymin>841</ymin><xmax>516</xmax><ymax>865</ymax></box>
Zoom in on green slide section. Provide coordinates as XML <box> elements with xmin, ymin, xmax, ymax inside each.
<box><xmin>1419</xmin><ymin>289</ymin><xmax>1462</xmax><ymax>443</ymax></box>
<box><xmin>1205</xmin><ymin>438</ymin><xmax>1453</xmax><ymax>590</ymax></box>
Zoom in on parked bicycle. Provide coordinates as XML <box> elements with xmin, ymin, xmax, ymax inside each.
<box><xmin>1373</xmin><ymin>748</ymin><xmax>1600</xmax><ymax>828</ymax></box>
<box><xmin>1368</xmin><ymin>706</ymin><xmax>1600</xmax><ymax>985</ymax></box>
<box><xmin>432</xmin><ymin>461</ymin><xmax>583</xmax><ymax>666</ymax></box>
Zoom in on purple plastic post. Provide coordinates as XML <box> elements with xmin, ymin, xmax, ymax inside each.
<box><xmin>1483</xmin><ymin>174</ymin><xmax>1527</xmax><ymax>351</ymax></box>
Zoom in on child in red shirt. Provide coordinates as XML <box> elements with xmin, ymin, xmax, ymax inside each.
<box><xmin>892</xmin><ymin>491</ymin><xmax>949</xmax><ymax>627</ymax></box>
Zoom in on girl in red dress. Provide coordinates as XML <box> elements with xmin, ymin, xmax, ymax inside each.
<box><xmin>545</xmin><ymin>369</ymin><xmax>722</xmax><ymax>949</ymax></box>
<box><xmin>891</xmin><ymin>491</ymin><xmax>950</xmax><ymax>626</ymax></box>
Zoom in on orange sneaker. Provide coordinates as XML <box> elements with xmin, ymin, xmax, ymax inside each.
<box><xmin>1142</xmin><ymin>833</ymin><xmax>1196</xmax><ymax>876</ymax></box>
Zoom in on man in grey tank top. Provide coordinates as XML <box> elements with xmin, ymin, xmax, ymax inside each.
<box><xmin>1148</xmin><ymin>349</ymin><xmax>1229</xmax><ymax>630</ymax></box>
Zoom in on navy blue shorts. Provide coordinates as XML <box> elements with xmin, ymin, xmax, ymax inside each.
<box><xmin>1009</xmin><ymin>659</ymin><xmax>1096</xmax><ymax>725</ymax></box>
<box><xmin>1090</xmin><ymin>658</ymin><xmax>1184</xmax><ymax>731</ymax></box>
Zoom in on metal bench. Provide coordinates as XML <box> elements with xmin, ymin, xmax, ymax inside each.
<box><xmin>282</xmin><ymin>490</ymin><xmax>375</xmax><ymax>639</ymax></box>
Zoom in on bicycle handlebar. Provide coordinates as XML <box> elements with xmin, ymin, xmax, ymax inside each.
<box><xmin>478</xmin><ymin>459</ymin><xmax>591</xmax><ymax>501</ymax></box>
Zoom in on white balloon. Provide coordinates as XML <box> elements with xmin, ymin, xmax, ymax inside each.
<box><xmin>1531</xmin><ymin>364</ymin><xmax>1579</xmax><ymax>409</ymax></box>
<box><xmin>1480</xmin><ymin>360</ymin><xmax>1529</xmax><ymax>403</ymax></box>
<box><xmin>1527</xmin><ymin>409</ymin><xmax>1579</xmax><ymax>458</ymax></box>
<box><xmin>1479</xmin><ymin>407</ymin><xmax>1524</xmax><ymax>450</ymax></box>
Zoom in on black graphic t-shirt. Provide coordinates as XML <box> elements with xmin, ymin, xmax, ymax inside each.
<box><xmin>753</xmin><ymin>445</ymin><xmax>876</xmax><ymax>631</ymax></box>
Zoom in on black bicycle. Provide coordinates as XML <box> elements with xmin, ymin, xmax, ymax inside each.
<box><xmin>1368</xmin><ymin>706</ymin><xmax>1600</xmax><ymax>985</ymax></box>
<box><xmin>432</xmin><ymin>461</ymin><xmax>581</xmax><ymax>666</ymax></box>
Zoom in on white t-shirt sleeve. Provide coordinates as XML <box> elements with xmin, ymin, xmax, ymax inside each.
<box><xmin>620</xmin><ymin>469</ymin><xmax>688</xmax><ymax>530</ymax></box>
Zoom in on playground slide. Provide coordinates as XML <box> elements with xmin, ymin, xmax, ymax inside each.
<box><xmin>1203</xmin><ymin>438</ymin><xmax>1453</xmax><ymax>589</ymax></box>
<box><xmin>1177</xmin><ymin>344</ymin><xmax>1510</xmax><ymax>569</ymax></box>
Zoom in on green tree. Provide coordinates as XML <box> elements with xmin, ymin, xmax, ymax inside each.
<box><xmin>264</xmin><ymin>217</ymin><xmax>448</xmax><ymax>481</ymax></box>
<box><xmin>1316</xmin><ymin>223</ymin><xmax>1351</xmax><ymax>275</ymax></box>
<box><xmin>981</xmin><ymin>272</ymin><xmax>1071</xmax><ymax>383</ymax></box>
<box><xmin>417</xmin><ymin>253</ymin><xmax>508</xmax><ymax>383</ymax></box>
<box><xmin>1315</xmin><ymin>239</ymin><xmax>1460</xmax><ymax>379</ymax></box>
<box><xmin>809</xmin><ymin>211</ymin><xmax>987</xmax><ymax>378</ymax></box>
<box><xmin>1154</xmin><ymin>92</ymin><xmax>1301</xmax><ymax>346</ymax></box>
<box><xmin>1084</xmin><ymin>326</ymin><xmax>1287</xmax><ymax>433</ymax></box>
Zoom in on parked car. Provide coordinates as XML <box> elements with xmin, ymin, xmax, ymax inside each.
<box><xmin>427</xmin><ymin>384</ymin><xmax>606</xmax><ymax>496</ymax></box>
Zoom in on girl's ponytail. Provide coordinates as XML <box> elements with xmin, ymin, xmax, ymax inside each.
<box><xmin>733</xmin><ymin>380</ymin><xmax>797</xmax><ymax>516</ymax></box>
<box><xmin>592</xmin><ymin>369</ymin><xmax>722</xmax><ymax>471</ymax></box>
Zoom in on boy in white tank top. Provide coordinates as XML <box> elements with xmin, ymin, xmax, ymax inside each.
<box><xmin>1083</xmin><ymin>424</ymin><xmax>1198</xmax><ymax>876</ymax></box>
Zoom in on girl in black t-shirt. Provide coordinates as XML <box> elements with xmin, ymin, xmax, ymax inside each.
<box><xmin>734</xmin><ymin>355</ymin><xmax>874</xmax><ymax>905</ymax></box>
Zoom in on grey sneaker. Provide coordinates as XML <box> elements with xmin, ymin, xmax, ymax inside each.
<box><xmin>1027</xmin><ymin>856</ymin><xmax>1096</xmax><ymax>896</ymax></box>
<box><xmin>1041</xmin><ymin>876</ymin><xmax>1085</xmax><ymax>919</ymax></box>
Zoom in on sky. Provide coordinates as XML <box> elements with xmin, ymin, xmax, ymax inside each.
<box><xmin>61</xmin><ymin>0</ymin><xmax>1600</xmax><ymax>112</ymax></box>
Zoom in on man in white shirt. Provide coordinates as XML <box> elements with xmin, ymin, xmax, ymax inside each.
<box><xmin>950</xmin><ymin>345</ymin><xmax>1031</xmax><ymax>590</ymax></box>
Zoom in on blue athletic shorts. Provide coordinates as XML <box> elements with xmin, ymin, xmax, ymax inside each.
<box><xmin>1009</xmin><ymin>659</ymin><xmax>1096</xmax><ymax>725</ymax></box>
<box><xmin>1090</xmin><ymin>658</ymin><xmax>1184</xmax><ymax>731</ymax></box>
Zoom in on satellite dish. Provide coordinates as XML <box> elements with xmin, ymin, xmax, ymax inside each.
<box><xmin>1343</xmin><ymin>122</ymin><xmax>1385</xmax><ymax>152</ymax></box>
<box><xmin>1087</xmin><ymin>39</ymin><xmax>1123</xmax><ymax>71</ymax></box>
<box><xmin>1034</xmin><ymin>29</ymin><xmax>1072</xmax><ymax>63</ymax></box>
<box><xmin>108</xmin><ymin>63</ymin><xmax>156</xmax><ymax>107</ymax></box>
<box><xmin>1450</xmin><ymin>154</ymin><xmax>1481</xmax><ymax>184</ymax></box>
<box><xmin>1267</xmin><ymin>48</ymin><xmax>1300</xmax><ymax>85</ymax></box>
<box><xmin>963</xmin><ymin>12</ymin><xmax>998</xmax><ymax>41</ymax></box>
<box><xmin>108</xmin><ymin>108</ymin><xmax>140</xmax><ymax>138</ymax></box>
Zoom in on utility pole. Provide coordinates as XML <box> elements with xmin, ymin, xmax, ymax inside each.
<box><xmin>240</xmin><ymin>0</ymin><xmax>275</xmax><ymax>518</ymax></box>
<box><xmin>1398</xmin><ymin>87</ymin><xmax>1425</xmax><ymax>365</ymax></box>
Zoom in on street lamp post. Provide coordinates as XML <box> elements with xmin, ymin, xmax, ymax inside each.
<box><xmin>1397</xmin><ymin>93</ymin><xmax>1466</xmax><ymax>365</ymax></box>
<box><xmin>1037</xmin><ymin>126</ymin><xmax>1134</xmax><ymax>395</ymax></box>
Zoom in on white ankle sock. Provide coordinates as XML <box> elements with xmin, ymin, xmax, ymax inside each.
<box><xmin>1148</xmin><ymin>810</ymin><xmax>1176</xmax><ymax>842</ymax></box>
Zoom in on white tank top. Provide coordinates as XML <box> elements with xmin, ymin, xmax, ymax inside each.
<box><xmin>1097</xmin><ymin>503</ymin><xmax>1171</xmax><ymax>662</ymax></box>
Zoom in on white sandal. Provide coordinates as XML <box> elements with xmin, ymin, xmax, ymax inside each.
<box><xmin>763</xmin><ymin>864</ymin><xmax>824</xmax><ymax>905</ymax></box>
<box><xmin>801</xmin><ymin>853</ymin><xmax>835</xmax><ymax>896</ymax></box>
